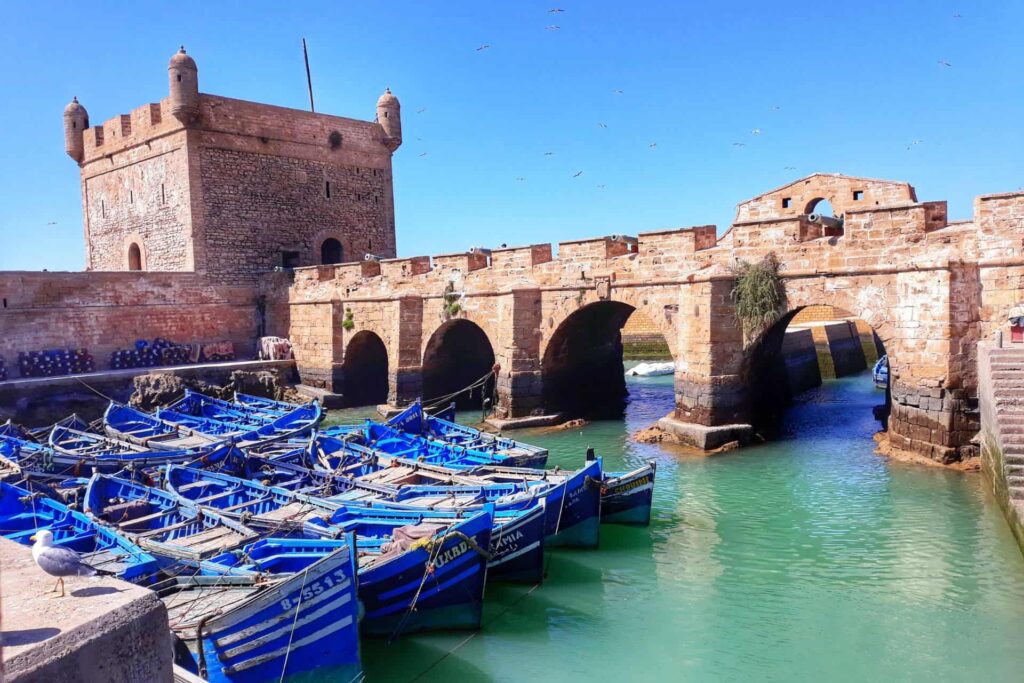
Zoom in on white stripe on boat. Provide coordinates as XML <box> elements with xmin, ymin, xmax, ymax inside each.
<box><xmin>489</xmin><ymin>540</ymin><xmax>541</xmax><ymax>566</ymax></box>
<box><xmin>222</xmin><ymin>615</ymin><xmax>355</xmax><ymax>674</ymax></box>
<box><xmin>219</xmin><ymin>590</ymin><xmax>353</xmax><ymax>660</ymax></box>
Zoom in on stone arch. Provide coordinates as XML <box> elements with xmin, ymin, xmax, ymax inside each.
<box><xmin>341</xmin><ymin>330</ymin><xmax>388</xmax><ymax>407</ymax></box>
<box><xmin>422</xmin><ymin>319</ymin><xmax>496</xmax><ymax>409</ymax></box>
<box><xmin>741</xmin><ymin>295</ymin><xmax>891</xmax><ymax>436</ymax></box>
<box><xmin>804</xmin><ymin>197</ymin><xmax>835</xmax><ymax>216</ymax></box>
<box><xmin>125</xmin><ymin>236</ymin><xmax>145</xmax><ymax>271</ymax></box>
<box><xmin>321</xmin><ymin>237</ymin><xmax>343</xmax><ymax>265</ymax></box>
<box><xmin>541</xmin><ymin>300</ymin><xmax>637</xmax><ymax>419</ymax></box>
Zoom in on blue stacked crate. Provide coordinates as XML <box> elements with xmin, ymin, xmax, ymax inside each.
<box><xmin>0</xmin><ymin>355</ymin><xmax>7</xmax><ymax>381</ymax></box>
<box><xmin>16</xmin><ymin>349</ymin><xmax>94</xmax><ymax>378</ymax></box>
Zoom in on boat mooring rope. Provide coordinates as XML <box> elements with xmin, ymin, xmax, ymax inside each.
<box><xmin>277</xmin><ymin>566</ymin><xmax>312</xmax><ymax>682</ymax></box>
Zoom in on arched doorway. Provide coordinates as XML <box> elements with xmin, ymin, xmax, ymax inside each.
<box><xmin>422</xmin><ymin>320</ymin><xmax>495</xmax><ymax>410</ymax></box>
<box><xmin>128</xmin><ymin>243</ymin><xmax>143</xmax><ymax>271</ymax></box>
<box><xmin>342</xmin><ymin>331</ymin><xmax>388</xmax><ymax>407</ymax></box>
<box><xmin>542</xmin><ymin>301</ymin><xmax>641</xmax><ymax>419</ymax></box>
<box><xmin>745</xmin><ymin>304</ymin><xmax>889</xmax><ymax>438</ymax></box>
<box><xmin>321</xmin><ymin>238</ymin><xmax>343</xmax><ymax>265</ymax></box>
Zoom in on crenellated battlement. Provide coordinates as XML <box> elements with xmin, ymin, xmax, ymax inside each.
<box><xmin>81</xmin><ymin>99</ymin><xmax>179</xmax><ymax>164</ymax></box>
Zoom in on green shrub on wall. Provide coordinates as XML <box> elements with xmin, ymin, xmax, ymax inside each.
<box><xmin>342</xmin><ymin>309</ymin><xmax>355</xmax><ymax>331</ymax></box>
<box><xmin>731</xmin><ymin>253</ymin><xmax>786</xmax><ymax>342</ymax></box>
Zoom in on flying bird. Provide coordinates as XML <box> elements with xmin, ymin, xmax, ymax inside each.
<box><xmin>732</xmin><ymin>142</ymin><xmax>746</xmax><ymax>147</ymax></box>
<box><xmin>597</xmin><ymin>184</ymin><xmax>606</xmax><ymax>189</ymax></box>
<box><xmin>31</xmin><ymin>530</ymin><xmax>98</xmax><ymax>597</ymax></box>
<box><xmin>648</xmin><ymin>142</ymin><xmax>657</xmax><ymax>148</ymax></box>
<box><xmin>544</xmin><ymin>151</ymin><xmax>554</xmax><ymax>156</ymax></box>
<box><xmin>572</xmin><ymin>170</ymin><xmax>583</xmax><ymax>178</ymax></box>
<box><xmin>938</xmin><ymin>59</ymin><xmax>952</xmax><ymax>67</ymax></box>
<box><xmin>771</xmin><ymin>105</ymin><xmax>781</xmax><ymax>110</ymax></box>
<box><xmin>953</xmin><ymin>12</ymin><xmax>962</xmax><ymax>19</ymax></box>
<box><xmin>548</xmin><ymin>8</ymin><xmax>564</xmax><ymax>12</ymax></box>
<box><xmin>419</xmin><ymin>152</ymin><xmax>428</xmax><ymax>157</ymax></box>
<box><xmin>545</xmin><ymin>25</ymin><xmax>561</xmax><ymax>31</ymax></box>
<box><xmin>905</xmin><ymin>139</ymin><xmax>924</xmax><ymax>150</ymax></box>
<box><xmin>46</xmin><ymin>221</ymin><xmax>57</xmax><ymax>225</ymax></box>
<box><xmin>784</xmin><ymin>166</ymin><xmax>796</xmax><ymax>170</ymax></box>
<box><xmin>476</xmin><ymin>44</ymin><xmax>491</xmax><ymax>52</ymax></box>
<box><xmin>597</xmin><ymin>122</ymin><xmax>607</xmax><ymax>128</ymax></box>
<box><xmin>516</xmin><ymin>177</ymin><xmax>527</xmax><ymax>182</ymax></box>
<box><xmin>751</xmin><ymin>128</ymin><xmax>761</xmax><ymax>135</ymax></box>
<box><xmin>613</xmin><ymin>89</ymin><xmax>624</xmax><ymax>95</ymax></box>
<box><xmin>417</xmin><ymin>107</ymin><xmax>427</xmax><ymax>114</ymax></box>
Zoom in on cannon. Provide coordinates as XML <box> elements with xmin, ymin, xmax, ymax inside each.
<box><xmin>609</xmin><ymin>234</ymin><xmax>638</xmax><ymax>246</ymax></box>
<box><xmin>363</xmin><ymin>253</ymin><xmax>381</xmax><ymax>262</ymax></box>
<box><xmin>808</xmin><ymin>213</ymin><xmax>844</xmax><ymax>231</ymax></box>
<box><xmin>468</xmin><ymin>246</ymin><xmax>492</xmax><ymax>257</ymax></box>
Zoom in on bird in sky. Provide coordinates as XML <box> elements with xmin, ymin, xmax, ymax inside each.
<box><xmin>544</xmin><ymin>151</ymin><xmax>554</xmax><ymax>156</ymax></box>
<box><xmin>476</xmin><ymin>44</ymin><xmax>491</xmax><ymax>52</ymax></box>
<box><xmin>938</xmin><ymin>59</ymin><xmax>952</xmax><ymax>67</ymax></box>
<box><xmin>516</xmin><ymin>177</ymin><xmax>527</xmax><ymax>182</ymax></box>
<box><xmin>572</xmin><ymin>170</ymin><xmax>583</xmax><ymax>178</ymax></box>
<box><xmin>419</xmin><ymin>152</ymin><xmax>428</xmax><ymax>157</ymax></box>
<box><xmin>953</xmin><ymin>12</ymin><xmax>962</xmax><ymax>19</ymax></box>
<box><xmin>31</xmin><ymin>530</ymin><xmax>98</xmax><ymax>597</ymax></box>
<box><xmin>649</xmin><ymin>142</ymin><xmax>657</xmax><ymax>148</ymax></box>
<box><xmin>732</xmin><ymin>142</ymin><xmax>746</xmax><ymax>147</ymax></box>
<box><xmin>772</xmin><ymin>105</ymin><xmax>781</xmax><ymax>110</ymax></box>
<box><xmin>548</xmin><ymin>8</ymin><xmax>564</xmax><ymax>12</ymax></box>
<box><xmin>784</xmin><ymin>166</ymin><xmax>796</xmax><ymax>171</ymax></box>
<box><xmin>906</xmin><ymin>139</ymin><xmax>924</xmax><ymax>150</ymax></box>
<box><xmin>597</xmin><ymin>184</ymin><xmax>606</xmax><ymax>189</ymax></box>
<box><xmin>417</xmin><ymin>108</ymin><xmax>426</xmax><ymax>114</ymax></box>
<box><xmin>613</xmin><ymin>89</ymin><xmax>624</xmax><ymax>95</ymax></box>
<box><xmin>545</xmin><ymin>25</ymin><xmax>561</xmax><ymax>31</ymax></box>
<box><xmin>46</xmin><ymin>221</ymin><xmax>57</xmax><ymax>225</ymax></box>
<box><xmin>751</xmin><ymin>128</ymin><xmax>761</xmax><ymax>135</ymax></box>
<box><xmin>598</xmin><ymin>122</ymin><xmax>607</xmax><ymax>128</ymax></box>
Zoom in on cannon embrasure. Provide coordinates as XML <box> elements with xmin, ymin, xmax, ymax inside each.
<box><xmin>808</xmin><ymin>213</ymin><xmax>844</xmax><ymax>231</ymax></box>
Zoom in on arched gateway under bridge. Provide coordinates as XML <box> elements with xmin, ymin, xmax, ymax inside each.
<box><xmin>271</xmin><ymin>173</ymin><xmax>1024</xmax><ymax>465</ymax></box>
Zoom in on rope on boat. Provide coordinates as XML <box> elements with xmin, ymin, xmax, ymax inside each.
<box><xmin>422</xmin><ymin>370</ymin><xmax>495</xmax><ymax>413</ymax></box>
<box><xmin>71</xmin><ymin>375</ymin><xmax>118</xmax><ymax>404</ymax></box>
<box><xmin>277</xmin><ymin>566</ymin><xmax>312</xmax><ymax>682</ymax></box>
<box><xmin>388</xmin><ymin>526</ymin><xmax>454</xmax><ymax>643</ymax></box>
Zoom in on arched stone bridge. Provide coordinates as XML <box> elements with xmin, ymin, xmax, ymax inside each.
<box><xmin>265</xmin><ymin>174</ymin><xmax>1024</xmax><ymax>463</ymax></box>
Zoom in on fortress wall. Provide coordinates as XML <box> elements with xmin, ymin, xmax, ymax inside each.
<box><xmin>0</xmin><ymin>272</ymin><xmax>257</xmax><ymax>375</ymax></box>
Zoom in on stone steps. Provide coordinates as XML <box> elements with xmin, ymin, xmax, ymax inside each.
<box><xmin>991</xmin><ymin>347</ymin><xmax>1024</xmax><ymax>504</ymax></box>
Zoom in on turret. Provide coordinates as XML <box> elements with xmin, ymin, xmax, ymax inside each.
<box><xmin>63</xmin><ymin>97</ymin><xmax>89</xmax><ymax>162</ymax></box>
<box><xmin>168</xmin><ymin>46</ymin><xmax>199</xmax><ymax>124</ymax></box>
<box><xmin>376</xmin><ymin>88</ymin><xmax>402</xmax><ymax>152</ymax></box>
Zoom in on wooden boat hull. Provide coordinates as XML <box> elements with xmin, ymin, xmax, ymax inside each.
<box><xmin>600</xmin><ymin>462</ymin><xmax>657</xmax><ymax>526</ymax></box>
<box><xmin>162</xmin><ymin>542</ymin><xmax>362</xmax><ymax>683</ymax></box>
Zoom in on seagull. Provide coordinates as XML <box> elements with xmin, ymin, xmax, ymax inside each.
<box><xmin>905</xmin><ymin>139</ymin><xmax>924</xmax><ymax>150</ymax></box>
<box><xmin>771</xmin><ymin>105</ymin><xmax>781</xmax><ymax>110</ymax></box>
<box><xmin>597</xmin><ymin>122</ymin><xmax>607</xmax><ymax>128</ymax></box>
<box><xmin>46</xmin><ymin>221</ymin><xmax>57</xmax><ymax>225</ymax></box>
<box><xmin>649</xmin><ymin>142</ymin><xmax>657</xmax><ymax>148</ymax></box>
<box><xmin>597</xmin><ymin>184</ymin><xmax>606</xmax><ymax>189</ymax></box>
<box><xmin>938</xmin><ymin>59</ymin><xmax>952</xmax><ymax>67</ymax></box>
<box><xmin>784</xmin><ymin>166</ymin><xmax>796</xmax><ymax>170</ymax></box>
<box><xmin>572</xmin><ymin>170</ymin><xmax>583</xmax><ymax>178</ymax></box>
<box><xmin>516</xmin><ymin>177</ymin><xmax>527</xmax><ymax>181</ymax></box>
<box><xmin>732</xmin><ymin>142</ymin><xmax>745</xmax><ymax>147</ymax></box>
<box><xmin>613</xmin><ymin>89</ymin><xmax>624</xmax><ymax>95</ymax></box>
<box><xmin>548</xmin><ymin>8</ymin><xmax>565</xmax><ymax>12</ymax></box>
<box><xmin>544</xmin><ymin>151</ymin><xmax>554</xmax><ymax>156</ymax></box>
<box><xmin>31</xmin><ymin>529</ymin><xmax>97</xmax><ymax>597</ymax></box>
<box><xmin>953</xmin><ymin>12</ymin><xmax>962</xmax><ymax>19</ymax></box>
<box><xmin>751</xmin><ymin>128</ymin><xmax>761</xmax><ymax>135</ymax></box>
<box><xmin>417</xmin><ymin>108</ymin><xmax>427</xmax><ymax>114</ymax></box>
<box><xmin>545</xmin><ymin>25</ymin><xmax>561</xmax><ymax>31</ymax></box>
<box><xmin>419</xmin><ymin>152</ymin><xmax>428</xmax><ymax>157</ymax></box>
<box><xmin>476</xmin><ymin>44</ymin><xmax>491</xmax><ymax>52</ymax></box>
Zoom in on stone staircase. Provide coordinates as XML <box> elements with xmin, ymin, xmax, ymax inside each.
<box><xmin>988</xmin><ymin>347</ymin><xmax>1024</xmax><ymax>511</ymax></box>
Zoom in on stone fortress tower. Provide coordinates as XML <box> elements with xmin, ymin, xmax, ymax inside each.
<box><xmin>64</xmin><ymin>47</ymin><xmax>401</xmax><ymax>282</ymax></box>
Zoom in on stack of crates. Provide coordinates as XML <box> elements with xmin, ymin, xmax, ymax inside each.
<box><xmin>0</xmin><ymin>355</ymin><xmax>7</xmax><ymax>382</ymax></box>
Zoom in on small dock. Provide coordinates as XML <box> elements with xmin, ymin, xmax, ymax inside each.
<box><xmin>0</xmin><ymin>538</ymin><xmax>172</xmax><ymax>681</ymax></box>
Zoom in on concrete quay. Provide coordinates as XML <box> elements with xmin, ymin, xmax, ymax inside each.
<box><xmin>0</xmin><ymin>538</ymin><xmax>172</xmax><ymax>682</ymax></box>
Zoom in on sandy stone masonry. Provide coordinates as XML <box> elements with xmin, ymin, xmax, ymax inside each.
<box><xmin>270</xmin><ymin>174</ymin><xmax>1024</xmax><ymax>463</ymax></box>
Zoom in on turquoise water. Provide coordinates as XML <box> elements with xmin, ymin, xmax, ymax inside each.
<box><xmin>318</xmin><ymin>372</ymin><xmax>1024</xmax><ymax>682</ymax></box>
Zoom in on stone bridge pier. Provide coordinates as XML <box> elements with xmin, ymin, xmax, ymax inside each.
<box><xmin>268</xmin><ymin>174</ymin><xmax>1024</xmax><ymax>464</ymax></box>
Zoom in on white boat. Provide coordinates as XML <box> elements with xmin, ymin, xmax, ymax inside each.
<box><xmin>626</xmin><ymin>361</ymin><xmax>675</xmax><ymax>377</ymax></box>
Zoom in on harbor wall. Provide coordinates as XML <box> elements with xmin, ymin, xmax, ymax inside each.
<box><xmin>0</xmin><ymin>537</ymin><xmax>173</xmax><ymax>682</ymax></box>
<box><xmin>0</xmin><ymin>271</ymin><xmax>259</xmax><ymax>375</ymax></box>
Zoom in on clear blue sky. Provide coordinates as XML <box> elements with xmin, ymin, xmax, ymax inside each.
<box><xmin>1</xmin><ymin>1</ymin><xmax>1021</xmax><ymax>271</ymax></box>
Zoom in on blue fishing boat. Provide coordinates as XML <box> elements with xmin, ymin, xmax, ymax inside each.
<box><xmin>232</xmin><ymin>392</ymin><xmax>299</xmax><ymax>416</ymax></box>
<box><xmin>0</xmin><ymin>480</ymin><xmax>161</xmax><ymax>584</ymax></box>
<box><xmin>306</xmin><ymin>436</ymin><xmax>602</xmax><ymax>548</ymax></box>
<box><xmin>166</xmin><ymin>465</ymin><xmax>546</xmax><ymax>584</ymax></box>
<box><xmin>84</xmin><ymin>473</ymin><xmax>260</xmax><ymax>562</ymax></box>
<box><xmin>159</xmin><ymin>538</ymin><xmax>361</xmax><ymax>683</ymax></box>
<box><xmin>204</xmin><ymin>508</ymin><xmax>494</xmax><ymax>636</ymax></box>
<box><xmin>376</xmin><ymin>404</ymin><xmax>656</xmax><ymax>526</ymax></box>
<box><xmin>107</xmin><ymin>402</ymin><xmax>322</xmax><ymax>449</ymax></box>
<box><xmin>164</xmin><ymin>389</ymin><xmax>280</xmax><ymax>426</ymax></box>
<box><xmin>873</xmin><ymin>354</ymin><xmax>889</xmax><ymax>389</ymax></box>
<box><xmin>389</xmin><ymin>401</ymin><xmax>548</xmax><ymax>468</ymax></box>
<box><xmin>46</xmin><ymin>425</ymin><xmax>244</xmax><ymax>477</ymax></box>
